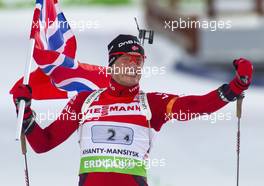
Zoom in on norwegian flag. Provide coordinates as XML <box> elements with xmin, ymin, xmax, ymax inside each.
<box><xmin>10</xmin><ymin>0</ymin><xmax>109</xmax><ymax>100</ymax></box>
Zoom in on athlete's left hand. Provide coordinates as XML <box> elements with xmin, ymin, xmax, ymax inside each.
<box><xmin>229</xmin><ymin>58</ymin><xmax>253</xmax><ymax>95</ymax></box>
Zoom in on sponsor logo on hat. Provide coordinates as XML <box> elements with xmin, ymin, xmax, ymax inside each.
<box><xmin>118</xmin><ymin>40</ymin><xmax>141</xmax><ymax>48</ymax></box>
<box><xmin>132</xmin><ymin>45</ymin><xmax>139</xmax><ymax>51</ymax></box>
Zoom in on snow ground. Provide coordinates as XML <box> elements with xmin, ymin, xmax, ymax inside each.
<box><xmin>0</xmin><ymin>6</ymin><xmax>264</xmax><ymax>186</ymax></box>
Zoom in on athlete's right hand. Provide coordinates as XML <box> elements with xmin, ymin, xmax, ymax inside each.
<box><xmin>12</xmin><ymin>84</ymin><xmax>35</xmax><ymax>134</ymax></box>
<box><xmin>13</xmin><ymin>84</ymin><xmax>32</xmax><ymax>113</ymax></box>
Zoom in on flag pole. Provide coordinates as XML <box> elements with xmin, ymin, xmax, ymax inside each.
<box><xmin>16</xmin><ymin>39</ymin><xmax>35</xmax><ymax>141</ymax></box>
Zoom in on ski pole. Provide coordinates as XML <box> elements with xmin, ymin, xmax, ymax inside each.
<box><xmin>236</xmin><ymin>94</ymin><xmax>244</xmax><ymax>186</ymax></box>
<box><xmin>21</xmin><ymin>133</ymin><xmax>30</xmax><ymax>186</ymax></box>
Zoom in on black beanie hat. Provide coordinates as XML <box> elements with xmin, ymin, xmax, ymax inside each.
<box><xmin>107</xmin><ymin>34</ymin><xmax>145</xmax><ymax>66</ymax></box>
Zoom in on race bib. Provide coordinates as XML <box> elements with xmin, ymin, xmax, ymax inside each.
<box><xmin>91</xmin><ymin>125</ymin><xmax>134</xmax><ymax>145</ymax></box>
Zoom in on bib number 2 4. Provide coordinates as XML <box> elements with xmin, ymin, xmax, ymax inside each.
<box><xmin>91</xmin><ymin>125</ymin><xmax>134</xmax><ymax>145</ymax></box>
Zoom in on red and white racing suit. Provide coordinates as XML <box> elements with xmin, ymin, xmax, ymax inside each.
<box><xmin>25</xmin><ymin>79</ymin><xmax>228</xmax><ymax>186</ymax></box>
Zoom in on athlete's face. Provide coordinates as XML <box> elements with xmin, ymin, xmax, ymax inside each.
<box><xmin>110</xmin><ymin>52</ymin><xmax>145</xmax><ymax>87</ymax></box>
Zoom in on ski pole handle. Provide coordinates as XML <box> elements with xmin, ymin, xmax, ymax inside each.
<box><xmin>20</xmin><ymin>133</ymin><xmax>27</xmax><ymax>155</ymax></box>
<box><xmin>236</xmin><ymin>94</ymin><xmax>244</xmax><ymax>119</ymax></box>
<box><xmin>16</xmin><ymin>101</ymin><xmax>26</xmax><ymax>141</ymax></box>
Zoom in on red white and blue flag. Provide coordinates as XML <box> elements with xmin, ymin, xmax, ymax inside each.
<box><xmin>10</xmin><ymin>0</ymin><xmax>109</xmax><ymax>100</ymax></box>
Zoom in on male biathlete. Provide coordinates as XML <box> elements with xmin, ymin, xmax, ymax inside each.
<box><xmin>13</xmin><ymin>35</ymin><xmax>253</xmax><ymax>186</ymax></box>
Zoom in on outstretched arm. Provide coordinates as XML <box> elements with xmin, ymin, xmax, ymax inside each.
<box><xmin>148</xmin><ymin>58</ymin><xmax>253</xmax><ymax>131</ymax></box>
<box><xmin>147</xmin><ymin>88</ymin><xmax>226</xmax><ymax>131</ymax></box>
